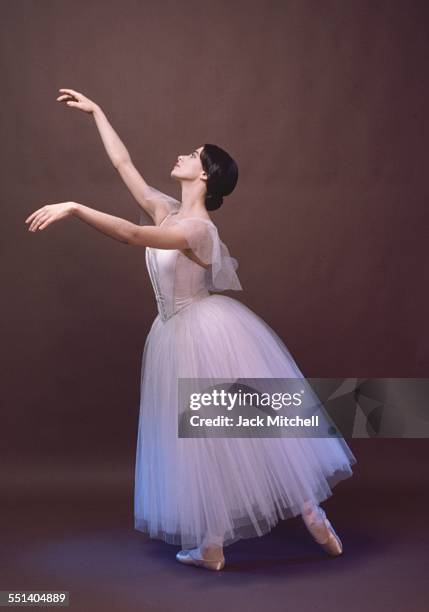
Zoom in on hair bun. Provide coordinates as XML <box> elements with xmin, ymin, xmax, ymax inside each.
<box><xmin>205</xmin><ymin>191</ymin><xmax>224</xmax><ymax>211</ymax></box>
<box><xmin>201</xmin><ymin>144</ymin><xmax>238</xmax><ymax>211</ymax></box>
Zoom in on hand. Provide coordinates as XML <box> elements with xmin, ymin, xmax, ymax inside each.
<box><xmin>56</xmin><ymin>88</ymin><xmax>98</xmax><ymax>114</ymax></box>
<box><xmin>25</xmin><ymin>202</ymin><xmax>76</xmax><ymax>232</ymax></box>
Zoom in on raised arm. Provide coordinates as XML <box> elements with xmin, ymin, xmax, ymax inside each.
<box><xmin>56</xmin><ymin>88</ymin><xmax>178</xmax><ymax>225</ymax></box>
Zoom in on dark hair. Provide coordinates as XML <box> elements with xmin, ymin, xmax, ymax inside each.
<box><xmin>200</xmin><ymin>144</ymin><xmax>239</xmax><ymax>211</ymax></box>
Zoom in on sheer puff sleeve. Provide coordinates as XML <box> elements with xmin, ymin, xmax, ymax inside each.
<box><xmin>138</xmin><ymin>185</ymin><xmax>181</xmax><ymax>226</ymax></box>
<box><xmin>173</xmin><ymin>217</ymin><xmax>243</xmax><ymax>292</ymax></box>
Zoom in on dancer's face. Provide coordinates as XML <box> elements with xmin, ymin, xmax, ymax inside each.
<box><xmin>171</xmin><ymin>146</ymin><xmax>206</xmax><ymax>184</ymax></box>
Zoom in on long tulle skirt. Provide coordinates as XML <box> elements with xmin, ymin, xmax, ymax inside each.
<box><xmin>134</xmin><ymin>294</ymin><xmax>357</xmax><ymax>549</ymax></box>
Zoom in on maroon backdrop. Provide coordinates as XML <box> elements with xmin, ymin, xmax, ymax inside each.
<box><xmin>2</xmin><ymin>0</ymin><xmax>429</xmax><ymax>462</ymax></box>
<box><xmin>1</xmin><ymin>1</ymin><xmax>428</xmax><ymax>610</ymax></box>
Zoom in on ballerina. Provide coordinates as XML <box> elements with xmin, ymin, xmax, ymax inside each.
<box><xmin>25</xmin><ymin>88</ymin><xmax>357</xmax><ymax>571</ymax></box>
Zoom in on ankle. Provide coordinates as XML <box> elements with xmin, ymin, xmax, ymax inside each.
<box><xmin>302</xmin><ymin>501</ymin><xmax>322</xmax><ymax>520</ymax></box>
<box><xmin>200</xmin><ymin>544</ymin><xmax>224</xmax><ymax>560</ymax></box>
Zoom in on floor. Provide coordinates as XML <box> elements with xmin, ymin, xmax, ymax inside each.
<box><xmin>2</xmin><ymin>440</ymin><xmax>428</xmax><ymax>612</ymax></box>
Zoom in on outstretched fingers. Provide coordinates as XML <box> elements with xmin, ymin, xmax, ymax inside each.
<box><xmin>28</xmin><ymin>212</ymin><xmax>50</xmax><ymax>232</ymax></box>
<box><xmin>25</xmin><ymin>206</ymin><xmax>46</xmax><ymax>224</ymax></box>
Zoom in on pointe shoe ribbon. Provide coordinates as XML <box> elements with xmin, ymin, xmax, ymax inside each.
<box><xmin>302</xmin><ymin>505</ymin><xmax>343</xmax><ymax>556</ymax></box>
<box><xmin>176</xmin><ymin>548</ymin><xmax>225</xmax><ymax>571</ymax></box>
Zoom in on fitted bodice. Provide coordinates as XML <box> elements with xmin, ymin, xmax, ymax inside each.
<box><xmin>140</xmin><ymin>194</ymin><xmax>242</xmax><ymax>321</ymax></box>
<box><xmin>145</xmin><ymin>244</ymin><xmax>211</xmax><ymax>322</ymax></box>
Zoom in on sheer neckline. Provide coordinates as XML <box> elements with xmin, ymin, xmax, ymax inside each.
<box><xmin>165</xmin><ymin>211</ymin><xmax>216</xmax><ymax>228</ymax></box>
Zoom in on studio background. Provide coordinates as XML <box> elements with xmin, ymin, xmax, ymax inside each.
<box><xmin>1</xmin><ymin>1</ymin><xmax>428</xmax><ymax>610</ymax></box>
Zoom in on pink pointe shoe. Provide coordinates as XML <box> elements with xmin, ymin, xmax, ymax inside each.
<box><xmin>301</xmin><ymin>503</ymin><xmax>343</xmax><ymax>556</ymax></box>
<box><xmin>176</xmin><ymin>547</ymin><xmax>225</xmax><ymax>571</ymax></box>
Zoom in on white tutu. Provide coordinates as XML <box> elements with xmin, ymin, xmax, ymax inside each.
<box><xmin>134</xmin><ymin>188</ymin><xmax>357</xmax><ymax>550</ymax></box>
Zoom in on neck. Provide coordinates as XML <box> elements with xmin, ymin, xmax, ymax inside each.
<box><xmin>179</xmin><ymin>182</ymin><xmax>208</xmax><ymax>216</ymax></box>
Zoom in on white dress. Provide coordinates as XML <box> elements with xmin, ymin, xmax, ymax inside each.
<box><xmin>134</xmin><ymin>186</ymin><xmax>357</xmax><ymax>550</ymax></box>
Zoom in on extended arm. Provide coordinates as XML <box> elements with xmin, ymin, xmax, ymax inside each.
<box><xmin>57</xmin><ymin>89</ymin><xmax>174</xmax><ymax>225</ymax></box>
<box><xmin>72</xmin><ymin>202</ymin><xmax>189</xmax><ymax>247</ymax></box>
<box><xmin>92</xmin><ymin>106</ymin><xmax>158</xmax><ymax>211</ymax></box>
<box><xmin>93</xmin><ymin>106</ymin><xmax>171</xmax><ymax>225</ymax></box>
<box><xmin>25</xmin><ymin>200</ymin><xmax>190</xmax><ymax>250</ymax></box>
